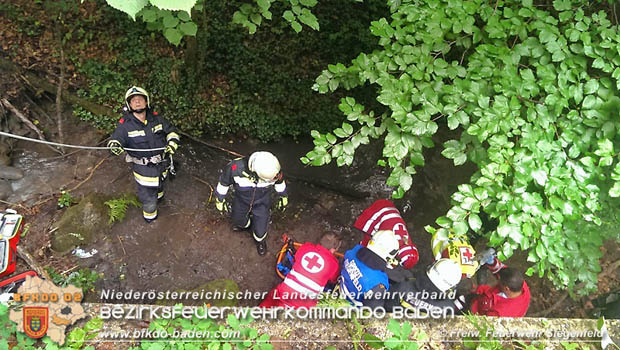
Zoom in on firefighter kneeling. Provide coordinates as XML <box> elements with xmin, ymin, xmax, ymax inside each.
<box><xmin>385</xmin><ymin>258</ymin><xmax>466</xmax><ymax>318</ymax></box>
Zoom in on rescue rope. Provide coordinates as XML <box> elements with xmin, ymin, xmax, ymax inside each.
<box><xmin>0</xmin><ymin>131</ymin><xmax>165</xmax><ymax>152</ymax></box>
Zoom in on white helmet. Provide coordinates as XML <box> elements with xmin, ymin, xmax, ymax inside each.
<box><xmin>367</xmin><ymin>230</ymin><xmax>399</xmax><ymax>267</ymax></box>
<box><xmin>248</xmin><ymin>151</ymin><xmax>281</xmax><ymax>181</ymax></box>
<box><xmin>125</xmin><ymin>86</ymin><xmax>150</xmax><ymax>110</ymax></box>
<box><xmin>427</xmin><ymin>258</ymin><xmax>462</xmax><ymax>293</ymax></box>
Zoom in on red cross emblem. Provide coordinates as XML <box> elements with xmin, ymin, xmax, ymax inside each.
<box><xmin>392</xmin><ymin>223</ymin><xmax>408</xmax><ymax>238</ymax></box>
<box><xmin>459</xmin><ymin>247</ymin><xmax>474</xmax><ymax>265</ymax></box>
<box><xmin>301</xmin><ymin>252</ymin><xmax>324</xmax><ymax>273</ymax></box>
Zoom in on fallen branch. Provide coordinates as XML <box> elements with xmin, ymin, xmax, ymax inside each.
<box><xmin>17</xmin><ymin>245</ymin><xmax>52</xmax><ymax>281</ymax></box>
<box><xmin>192</xmin><ymin>175</ymin><xmax>214</xmax><ymax>203</ymax></box>
<box><xmin>0</xmin><ymin>199</ymin><xmax>30</xmax><ymax>211</ymax></box>
<box><xmin>0</xmin><ymin>98</ymin><xmax>62</xmax><ymax>155</ymax></box>
<box><xmin>117</xmin><ymin>235</ymin><xmax>126</xmax><ymax>256</ymax></box>
<box><xmin>21</xmin><ymin>91</ymin><xmax>54</xmax><ymax>124</ymax></box>
<box><xmin>0</xmin><ymin>57</ymin><xmax>117</xmax><ymax>119</ymax></box>
<box><xmin>67</xmin><ymin>156</ymin><xmax>108</xmax><ymax>192</ymax></box>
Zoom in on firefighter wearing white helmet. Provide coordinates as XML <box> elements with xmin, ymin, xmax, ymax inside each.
<box><xmin>107</xmin><ymin>86</ymin><xmax>179</xmax><ymax>223</ymax></box>
<box><xmin>340</xmin><ymin>230</ymin><xmax>399</xmax><ymax>308</ymax></box>
<box><xmin>385</xmin><ymin>258</ymin><xmax>467</xmax><ymax>315</ymax></box>
<box><xmin>215</xmin><ymin>151</ymin><xmax>287</xmax><ymax>256</ymax></box>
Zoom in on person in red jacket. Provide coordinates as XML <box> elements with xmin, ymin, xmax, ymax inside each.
<box><xmin>354</xmin><ymin>199</ymin><xmax>419</xmax><ymax>270</ymax></box>
<box><xmin>260</xmin><ymin>234</ymin><xmax>341</xmax><ymax>309</ymax></box>
<box><xmin>469</xmin><ymin>257</ymin><xmax>530</xmax><ymax>317</ymax></box>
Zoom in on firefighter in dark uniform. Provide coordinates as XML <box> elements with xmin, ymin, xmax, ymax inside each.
<box><xmin>385</xmin><ymin>258</ymin><xmax>466</xmax><ymax>315</ymax></box>
<box><xmin>107</xmin><ymin>86</ymin><xmax>179</xmax><ymax>223</ymax></box>
<box><xmin>215</xmin><ymin>151</ymin><xmax>287</xmax><ymax>256</ymax></box>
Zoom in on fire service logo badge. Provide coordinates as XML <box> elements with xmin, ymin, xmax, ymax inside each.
<box><xmin>23</xmin><ymin>306</ymin><xmax>49</xmax><ymax>339</ymax></box>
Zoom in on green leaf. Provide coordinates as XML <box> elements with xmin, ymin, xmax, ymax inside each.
<box><xmin>531</xmin><ymin>169</ymin><xmax>548</xmax><ymax>186</ymax></box>
<box><xmin>609</xmin><ymin>182</ymin><xmax>620</xmax><ymax>197</ymax></box>
<box><xmin>399</xmin><ymin>173</ymin><xmax>413</xmax><ymax>191</ymax></box>
<box><xmin>362</xmin><ymin>333</ymin><xmax>384</xmax><ymax>349</ymax></box>
<box><xmin>478</xmin><ymin>96</ymin><xmax>490</xmax><ymax>108</ymax></box>
<box><xmin>582</xmin><ymin>95</ymin><xmax>596</xmax><ymax>109</ymax></box>
<box><xmin>584</xmin><ymin>79</ymin><xmax>599</xmax><ymax>94</ymax></box>
<box><xmin>226</xmin><ymin>314</ymin><xmax>240</xmax><ymax>329</ymax></box>
<box><xmin>453</xmin><ymin>221</ymin><xmax>468</xmax><ymax>235</ymax></box>
<box><xmin>283</xmin><ymin>10</ymin><xmax>295</xmax><ymax>22</ymax></box>
<box><xmin>162</xmin><ymin>13</ymin><xmax>180</xmax><ymax>28</ymax></box>
<box><xmin>179</xmin><ymin>21</ymin><xmax>198</xmax><ymax>36</ymax></box>
<box><xmin>291</xmin><ymin>20</ymin><xmax>302</xmax><ymax>33</ymax></box>
<box><xmin>436</xmin><ymin>216</ymin><xmax>452</xmax><ymax>228</ymax></box>
<box><xmin>468</xmin><ymin>213</ymin><xmax>482</xmax><ymax>231</ymax></box>
<box><xmin>326</xmin><ymin>133</ymin><xmax>337</xmax><ymax>144</ymax></box>
<box><xmin>149</xmin><ymin>0</ymin><xmax>198</xmax><ymax>14</ymax></box>
<box><xmin>163</xmin><ymin>28</ymin><xmax>182</xmax><ymax>45</ymax></box>
<box><xmin>387</xmin><ymin>319</ymin><xmax>401</xmax><ymax>337</ymax></box>
<box><xmin>107</xmin><ymin>0</ymin><xmax>149</xmax><ymax>20</ymax></box>
<box><xmin>342</xmin><ymin>122</ymin><xmax>354</xmax><ymax>136</ymax></box>
<box><xmin>177</xmin><ymin>11</ymin><xmax>191</xmax><ymax>21</ymax></box>
<box><xmin>257</xmin><ymin>0</ymin><xmax>271</xmax><ymax>11</ymax></box>
<box><xmin>298</xmin><ymin>11</ymin><xmax>319</xmax><ymax>31</ymax></box>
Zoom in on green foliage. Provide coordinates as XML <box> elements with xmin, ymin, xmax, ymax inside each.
<box><xmin>306</xmin><ymin>0</ymin><xmax>620</xmax><ymax>294</ymax></box>
<box><xmin>65</xmin><ymin>1</ymin><xmax>385</xmax><ymax>141</ymax></box>
<box><xmin>232</xmin><ymin>0</ymin><xmax>322</xmax><ymax>34</ymax></box>
<box><xmin>57</xmin><ymin>191</ymin><xmax>75</xmax><ymax>209</ymax></box>
<box><xmin>103</xmin><ymin>0</ymin><xmax>200</xmax><ymax>46</ymax></box>
<box><xmin>105</xmin><ymin>194</ymin><xmax>140</xmax><ymax>224</ymax></box>
<box><xmin>73</xmin><ymin>59</ymin><xmax>130</xmax><ymax>133</ymax></box>
<box><xmin>130</xmin><ymin>306</ymin><xmax>273</xmax><ymax>350</ymax></box>
<box><xmin>137</xmin><ymin>4</ymin><xmax>200</xmax><ymax>46</ymax></box>
<box><xmin>343</xmin><ymin>317</ymin><xmax>429</xmax><ymax>350</ymax></box>
<box><xmin>45</xmin><ymin>267</ymin><xmax>102</xmax><ymax>293</ymax></box>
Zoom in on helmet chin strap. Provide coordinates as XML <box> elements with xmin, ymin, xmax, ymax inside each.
<box><xmin>131</xmin><ymin>107</ymin><xmax>146</xmax><ymax>113</ymax></box>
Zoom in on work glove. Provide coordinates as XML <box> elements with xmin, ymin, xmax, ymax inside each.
<box><xmin>276</xmin><ymin>196</ymin><xmax>288</xmax><ymax>212</ymax></box>
<box><xmin>478</xmin><ymin>248</ymin><xmax>497</xmax><ymax>265</ymax></box>
<box><xmin>215</xmin><ymin>197</ymin><xmax>229</xmax><ymax>213</ymax></box>
<box><xmin>165</xmin><ymin>140</ymin><xmax>178</xmax><ymax>156</ymax></box>
<box><xmin>478</xmin><ymin>248</ymin><xmax>505</xmax><ymax>274</ymax></box>
<box><xmin>107</xmin><ymin>140</ymin><xmax>124</xmax><ymax>156</ymax></box>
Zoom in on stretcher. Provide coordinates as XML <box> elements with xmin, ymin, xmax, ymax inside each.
<box><xmin>275</xmin><ymin>234</ymin><xmax>343</xmax><ymax>279</ymax></box>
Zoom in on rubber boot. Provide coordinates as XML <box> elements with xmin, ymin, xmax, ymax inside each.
<box><xmin>256</xmin><ymin>240</ymin><xmax>267</xmax><ymax>256</ymax></box>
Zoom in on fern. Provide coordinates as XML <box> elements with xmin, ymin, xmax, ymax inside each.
<box><xmin>104</xmin><ymin>195</ymin><xmax>140</xmax><ymax>224</ymax></box>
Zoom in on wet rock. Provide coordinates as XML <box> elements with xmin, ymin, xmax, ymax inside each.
<box><xmin>51</xmin><ymin>192</ymin><xmax>112</xmax><ymax>253</ymax></box>
<box><xmin>0</xmin><ymin>179</ymin><xmax>12</xmax><ymax>200</ymax></box>
<box><xmin>0</xmin><ymin>142</ymin><xmax>11</xmax><ymax>166</ymax></box>
<box><xmin>0</xmin><ymin>165</ymin><xmax>23</xmax><ymax>180</ymax></box>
